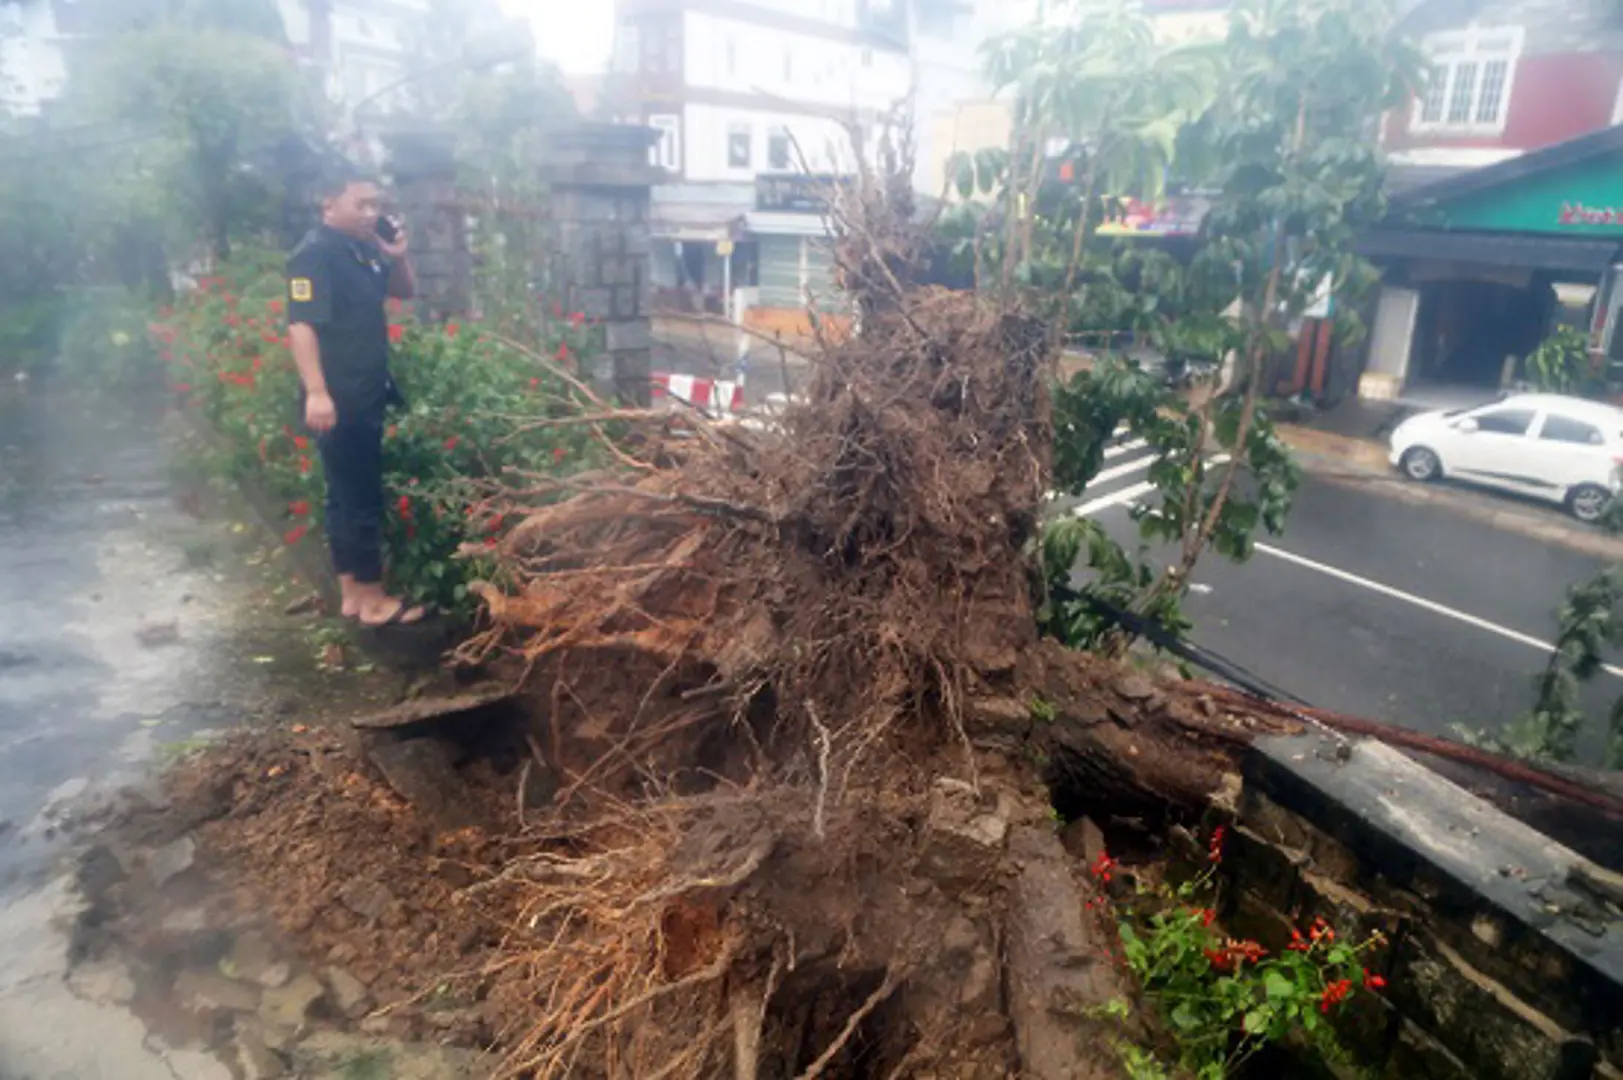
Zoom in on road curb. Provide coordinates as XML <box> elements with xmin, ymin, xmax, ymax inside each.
<box><xmin>1277</xmin><ymin>424</ymin><xmax>1623</xmax><ymax>563</ymax></box>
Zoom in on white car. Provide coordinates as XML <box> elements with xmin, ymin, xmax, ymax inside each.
<box><xmin>1389</xmin><ymin>393</ymin><xmax>1623</xmax><ymax>523</ymax></box>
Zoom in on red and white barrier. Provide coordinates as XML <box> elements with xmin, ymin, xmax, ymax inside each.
<box><xmin>650</xmin><ymin>371</ymin><xmax>745</xmax><ymax>415</ymax></box>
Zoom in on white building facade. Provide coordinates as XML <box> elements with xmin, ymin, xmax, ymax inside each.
<box><xmin>0</xmin><ymin>0</ymin><xmax>436</xmax><ymax>119</ymax></box>
<box><xmin>619</xmin><ymin>0</ymin><xmax>990</xmax><ymax>332</ymax></box>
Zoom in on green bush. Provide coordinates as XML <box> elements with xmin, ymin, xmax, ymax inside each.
<box><xmin>57</xmin><ymin>286</ymin><xmax>164</xmax><ymax>385</ymax></box>
<box><xmin>159</xmin><ymin>254</ymin><xmax>604</xmax><ymax>619</ymax></box>
<box><xmin>0</xmin><ymin>295</ymin><xmax>68</xmax><ymax>375</ymax></box>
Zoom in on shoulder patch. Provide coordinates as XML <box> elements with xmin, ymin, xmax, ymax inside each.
<box><xmin>290</xmin><ymin>278</ymin><xmax>313</xmax><ymax>302</ymax></box>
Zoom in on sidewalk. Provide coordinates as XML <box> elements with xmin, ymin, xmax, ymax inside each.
<box><xmin>1276</xmin><ymin>421</ymin><xmax>1623</xmax><ymax>562</ymax></box>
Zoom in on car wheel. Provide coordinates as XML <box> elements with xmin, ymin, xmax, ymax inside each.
<box><xmin>1568</xmin><ymin>484</ymin><xmax>1612</xmax><ymax>524</ymax></box>
<box><xmin>1400</xmin><ymin>446</ymin><xmax>1441</xmax><ymax>482</ymax></box>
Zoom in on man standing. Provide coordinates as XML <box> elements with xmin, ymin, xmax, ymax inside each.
<box><xmin>286</xmin><ymin>173</ymin><xmax>424</xmax><ymax>627</ymax></box>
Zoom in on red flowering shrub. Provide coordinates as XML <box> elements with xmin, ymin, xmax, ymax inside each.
<box><xmin>157</xmin><ymin>252</ymin><xmax>604</xmax><ymax>616</ymax></box>
<box><xmin>1106</xmin><ymin>827</ymin><xmax>1390</xmax><ymax>1077</ymax></box>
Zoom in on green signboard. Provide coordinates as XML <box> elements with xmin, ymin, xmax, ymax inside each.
<box><xmin>1417</xmin><ymin>154</ymin><xmax>1623</xmax><ymax>237</ymax></box>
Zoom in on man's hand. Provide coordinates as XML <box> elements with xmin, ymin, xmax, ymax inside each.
<box><xmin>377</xmin><ymin>222</ymin><xmax>409</xmax><ymax>261</ymax></box>
<box><xmin>305</xmin><ymin>389</ymin><xmax>338</xmax><ymax>434</ymax></box>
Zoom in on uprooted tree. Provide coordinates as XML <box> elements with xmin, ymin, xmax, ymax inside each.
<box><xmin>397</xmin><ymin>5</ymin><xmax>1424</xmax><ymax>1077</ymax></box>
<box><xmin>452</xmin><ymin>155</ymin><xmax>1292</xmax><ymax>1078</ymax></box>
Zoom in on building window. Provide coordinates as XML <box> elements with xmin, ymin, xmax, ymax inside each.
<box><xmin>768</xmin><ymin>127</ymin><xmax>791</xmax><ymax>170</ymax></box>
<box><xmin>616</xmin><ymin>25</ymin><xmax>640</xmax><ymax>73</ymax></box>
<box><xmin>728</xmin><ymin>123</ymin><xmax>752</xmax><ymax>169</ymax></box>
<box><xmin>1413</xmin><ymin>26</ymin><xmax>1521</xmax><ymax>134</ymax></box>
<box><xmin>649</xmin><ymin>114</ymin><xmax>681</xmax><ymax>172</ymax></box>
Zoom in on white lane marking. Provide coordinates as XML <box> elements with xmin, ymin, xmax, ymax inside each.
<box><xmin>1104</xmin><ymin>438</ymin><xmax>1148</xmax><ymax>460</ymax></box>
<box><xmin>1092</xmin><ymin>452</ymin><xmax>1159</xmax><ymax>486</ymax></box>
<box><xmin>1254</xmin><ymin>541</ymin><xmax>1623</xmax><ymax>680</ymax></box>
<box><xmin>1072</xmin><ymin>480</ymin><xmax>1158</xmax><ymax>518</ymax></box>
<box><xmin>1072</xmin><ymin>455</ymin><xmax>1230</xmax><ymax>518</ymax></box>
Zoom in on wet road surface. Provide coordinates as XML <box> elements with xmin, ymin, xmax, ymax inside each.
<box><xmin>1066</xmin><ymin>434</ymin><xmax>1619</xmax><ymax>763</ymax></box>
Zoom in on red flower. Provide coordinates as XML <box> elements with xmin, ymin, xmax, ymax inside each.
<box><xmin>226</xmin><ymin>314</ymin><xmax>241</xmax><ymax>328</ymax></box>
<box><xmin>1362</xmin><ymin>969</ymin><xmax>1386</xmax><ymax>991</ymax></box>
<box><xmin>553</xmin><ymin>446</ymin><xmax>567</xmax><ymax>463</ymax></box>
<box><xmin>556</xmin><ymin>343</ymin><xmax>569</xmax><ymax>361</ymax></box>
<box><xmin>387</xmin><ymin>298</ymin><xmax>404</xmax><ymax>314</ymax></box>
<box><xmin>251</xmin><ymin>357</ymin><xmax>263</xmax><ymax>372</ymax></box>
<box><xmin>1192</xmin><ymin>908</ymin><xmax>1216</xmax><ymax>928</ymax></box>
<box><xmin>267</xmin><ymin>299</ymin><xmax>284</xmax><ymax>314</ymax></box>
<box><xmin>1309</xmin><ymin>918</ymin><xmax>1335</xmax><ymax>944</ymax></box>
<box><xmin>171</xmin><ymin>382</ymin><xmax>192</xmax><ymax>393</ymax></box>
<box><xmin>1089</xmin><ymin>850</ymin><xmax>1118</xmax><ymax>884</ymax></box>
<box><xmin>262</xmin><ymin>331</ymin><xmax>279</xmax><ymax>345</ymax></box>
<box><xmin>569</xmin><ymin>311</ymin><xmax>585</xmax><ymax>327</ymax></box>
<box><xmin>529</xmin><ymin>377</ymin><xmax>540</xmax><ymax>389</ymax></box>
<box><xmin>1288</xmin><ymin>929</ymin><xmax>1309</xmax><ymax>952</ymax></box>
<box><xmin>397</xmin><ymin>494</ymin><xmax>412</xmax><ymax>519</ymax></box>
<box><xmin>388</xmin><ymin>324</ymin><xmax>405</xmax><ymax>344</ymax></box>
<box><xmin>1208</xmin><ymin>825</ymin><xmax>1226</xmax><ymax>864</ymax></box>
<box><xmin>486</xmin><ymin>514</ymin><xmax>505</xmax><ymax>534</ymax></box>
<box><xmin>1205</xmin><ymin>947</ymin><xmax>1233</xmax><ymax>973</ymax></box>
<box><xmin>289</xmin><ymin>500</ymin><xmax>311</xmax><ymax>517</ymax></box>
<box><xmin>292</xmin><ymin>435</ymin><xmax>310</xmax><ymax>451</ymax></box>
<box><xmin>484</xmin><ymin>536</ymin><xmax>498</xmax><ymax>549</ymax></box>
<box><xmin>298</xmin><ymin>456</ymin><xmax>313</xmax><ymax>475</ymax></box>
<box><xmin>284</xmin><ymin>524</ymin><xmax>308</xmax><ymax>545</ymax></box>
<box><xmin>551</xmin><ymin>301</ymin><xmax>563</xmax><ymax>318</ymax></box>
<box><xmin>386</xmin><ymin>424</ymin><xmax>399</xmax><ymax>439</ymax></box>
<box><xmin>1319</xmin><ymin>979</ymin><xmax>1353</xmax><ymax>1014</ymax></box>
<box><xmin>444</xmin><ymin>435</ymin><xmax>460</xmax><ymax>451</ymax></box>
<box><xmin>445</xmin><ymin>322</ymin><xmax>460</xmax><ymax>338</ymax></box>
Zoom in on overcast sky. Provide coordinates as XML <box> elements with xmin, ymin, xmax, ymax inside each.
<box><xmin>499</xmin><ymin>0</ymin><xmax>614</xmax><ymax>75</ymax></box>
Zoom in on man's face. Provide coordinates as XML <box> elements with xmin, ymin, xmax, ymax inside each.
<box><xmin>322</xmin><ymin>181</ymin><xmax>382</xmax><ymax>240</ymax></box>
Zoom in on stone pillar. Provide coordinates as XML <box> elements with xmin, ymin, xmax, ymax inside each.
<box><xmin>542</xmin><ymin>123</ymin><xmax>663</xmax><ymax>407</ymax></box>
<box><xmin>383</xmin><ymin>127</ymin><xmax>472</xmax><ymax>321</ymax></box>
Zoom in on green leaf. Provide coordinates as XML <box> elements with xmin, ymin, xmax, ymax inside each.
<box><xmin>1264</xmin><ymin>972</ymin><xmax>1295</xmax><ymax>1001</ymax></box>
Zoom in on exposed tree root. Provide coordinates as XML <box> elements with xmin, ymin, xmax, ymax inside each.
<box><xmin>450</xmin><ymin>140</ymin><xmax>1272</xmax><ymax>1079</ymax></box>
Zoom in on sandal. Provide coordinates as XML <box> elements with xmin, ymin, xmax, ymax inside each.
<box><xmin>359</xmin><ymin>599</ymin><xmax>429</xmax><ymax>629</ymax></box>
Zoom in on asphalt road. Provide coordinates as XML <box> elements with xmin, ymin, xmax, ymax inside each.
<box><xmin>1066</xmin><ymin>434</ymin><xmax>1621</xmax><ymax>765</ymax></box>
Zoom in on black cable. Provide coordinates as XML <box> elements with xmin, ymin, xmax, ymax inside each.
<box><xmin>1053</xmin><ymin>583</ymin><xmax>1314</xmax><ymax>707</ymax></box>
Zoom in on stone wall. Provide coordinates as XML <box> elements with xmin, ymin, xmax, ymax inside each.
<box><xmin>542</xmin><ymin>124</ymin><xmax>662</xmax><ymax>407</ymax></box>
<box><xmin>384</xmin><ymin>128</ymin><xmax>472</xmax><ymax>322</ymax></box>
<box><xmin>1223</xmin><ymin>734</ymin><xmax>1623</xmax><ymax>1080</ymax></box>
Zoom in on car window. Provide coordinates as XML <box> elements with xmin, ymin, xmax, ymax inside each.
<box><xmin>1538</xmin><ymin>414</ymin><xmax>1604</xmax><ymax>446</ymax></box>
<box><xmin>1472</xmin><ymin>409</ymin><xmax>1535</xmax><ymax>435</ymax></box>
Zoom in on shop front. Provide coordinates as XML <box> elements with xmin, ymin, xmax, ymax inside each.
<box><xmin>1357</xmin><ymin>126</ymin><xmax>1623</xmax><ymax>404</ymax></box>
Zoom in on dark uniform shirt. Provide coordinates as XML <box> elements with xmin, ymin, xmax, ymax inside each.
<box><xmin>287</xmin><ymin>225</ymin><xmax>400</xmax><ymax>420</ymax></box>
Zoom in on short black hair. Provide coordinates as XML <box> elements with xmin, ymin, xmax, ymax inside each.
<box><xmin>316</xmin><ymin>170</ymin><xmax>380</xmax><ymax>201</ymax></box>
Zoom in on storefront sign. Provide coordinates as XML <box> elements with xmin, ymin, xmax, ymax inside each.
<box><xmin>1420</xmin><ymin>156</ymin><xmax>1623</xmax><ymax>237</ymax></box>
<box><xmin>1094</xmin><ymin>195</ymin><xmax>1209</xmax><ymax>238</ymax></box>
<box><xmin>1559</xmin><ymin>203</ymin><xmax>1623</xmax><ymax>227</ymax></box>
<box><xmin>755</xmin><ymin>173</ymin><xmax>848</xmax><ymax>214</ymax></box>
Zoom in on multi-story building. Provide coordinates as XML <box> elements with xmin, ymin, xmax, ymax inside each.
<box><xmin>0</xmin><ymin>0</ymin><xmax>463</xmax><ymax>120</ymax></box>
<box><xmin>1357</xmin><ymin>0</ymin><xmax>1623</xmax><ymax>404</ymax></box>
<box><xmin>617</xmin><ymin>0</ymin><xmax>988</xmax><ymax>334</ymax></box>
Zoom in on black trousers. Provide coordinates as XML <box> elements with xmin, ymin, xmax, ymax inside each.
<box><xmin>316</xmin><ymin>413</ymin><xmax>385</xmax><ymax>584</ymax></box>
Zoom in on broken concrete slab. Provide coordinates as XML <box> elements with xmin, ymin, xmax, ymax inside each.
<box><xmin>259</xmin><ymin>973</ymin><xmax>326</xmax><ymax>1036</ymax></box>
<box><xmin>349</xmin><ymin>684</ymin><xmax>516</xmax><ymax>730</ymax></box>
<box><xmin>363</xmin><ymin>735</ymin><xmax>474</xmax><ymax>829</ymax></box>
<box><xmin>324</xmin><ymin>966</ymin><xmax>372</xmax><ymax>1019</ymax></box>
<box><xmin>149</xmin><ymin>835</ymin><xmax>197</xmax><ymax>888</ymax></box>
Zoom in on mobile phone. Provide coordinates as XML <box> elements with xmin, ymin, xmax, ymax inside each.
<box><xmin>376</xmin><ymin>216</ymin><xmax>399</xmax><ymax>243</ymax></box>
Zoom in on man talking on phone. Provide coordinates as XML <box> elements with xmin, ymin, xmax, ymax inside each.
<box><xmin>286</xmin><ymin>172</ymin><xmax>424</xmax><ymax>627</ymax></box>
